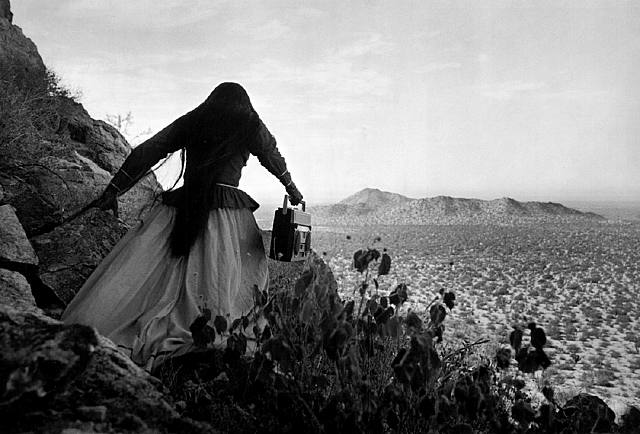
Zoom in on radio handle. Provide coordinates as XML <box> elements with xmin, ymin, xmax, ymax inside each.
<box><xmin>282</xmin><ymin>195</ymin><xmax>306</xmax><ymax>212</ymax></box>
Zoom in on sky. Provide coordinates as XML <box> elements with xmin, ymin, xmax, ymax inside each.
<box><xmin>12</xmin><ymin>0</ymin><xmax>640</xmax><ymax>205</ymax></box>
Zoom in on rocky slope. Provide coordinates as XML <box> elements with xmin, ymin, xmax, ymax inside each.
<box><xmin>0</xmin><ymin>0</ymin><xmax>40</xmax><ymax>73</ymax></box>
<box><xmin>0</xmin><ymin>2</ymin><xmax>212</xmax><ymax>432</ymax></box>
<box><xmin>312</xmin><ymin>188</ymin><xmax>605</xmax><ymax>225</ymax></box>
<box><xmin>0</xmin><ymin>0</ymin><xmax>161</xmax><ymax>305</ymax></box>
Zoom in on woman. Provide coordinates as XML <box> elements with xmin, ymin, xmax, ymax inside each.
<box><xmin>62</xmin><ymin>82</ymin><xmax>303</xmax><ymax>371</ymax></box>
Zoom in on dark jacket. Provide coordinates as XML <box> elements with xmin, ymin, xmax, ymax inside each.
<box><xmin>107</xmin><ymin>116</ymin><xmax>290</xmax><ymax>210</ymax></box>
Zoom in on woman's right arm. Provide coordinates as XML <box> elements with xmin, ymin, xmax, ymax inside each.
<box><xmin>106</xmin><ymin>114</ymin><xmax>189</xmax><ymax>196</ymax></box>
<box><xmin>92</xmin><ymin>114</ymin><xmax>189</xmax><ymax>214</ymax></box>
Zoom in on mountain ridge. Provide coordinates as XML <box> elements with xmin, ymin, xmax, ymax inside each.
<box><xmin>311</xmin><ymin>188</ymin><xmax>605</xmax><ymax>225</ymax></box>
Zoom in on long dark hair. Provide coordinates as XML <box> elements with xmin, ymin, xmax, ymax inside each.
<box><xmin>165</xmin><ymin>82</ymin><xmax>261</xmax><ymax>257</ymax></box>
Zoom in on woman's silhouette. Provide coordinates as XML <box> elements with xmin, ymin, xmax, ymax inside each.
<box><xmin>62</xmin><ymin>82</ymin><xmax>303</xmax><ymax>371</ymax></box>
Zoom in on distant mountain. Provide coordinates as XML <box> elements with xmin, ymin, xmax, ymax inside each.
<box><xmin>311</xmin><ymin>189</ymin><xmax>605</xmax><ymax>225</ymax></box>
<box><xmin>323</xmin><ymin>188</ymin><xmax>413</xmax><ymax>217</ymax></box>
<box><xmin>563</xmin><ymin>200</ymin><xmax>640</xmax><ymax>221</ymax></box>
<box><xmin>338</xmin><ymin>188</ymin><xmax>413</xmax><ymax>207</ymax></box>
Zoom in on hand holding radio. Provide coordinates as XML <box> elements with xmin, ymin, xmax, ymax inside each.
<box><xmin>286</xmin><ymin>182</ymin><xmax>303</xmax><ymax>206</ymax></box>
<box><xmin>279</xmin><ymin>170</ymin><xmax>303</xmax><ymax>206</ymax></box>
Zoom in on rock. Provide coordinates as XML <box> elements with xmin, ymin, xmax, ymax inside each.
<box><xmin>621</xmin><ymin>406</ymin><xmax>640</xmax><ymax>434</ymax></box>
<box><xmin>0</xmin><ymin>0</ymin><xmax>11</xmax><ymax>23</ymax></box>
<box><xmin>175</xmin><ymin>400</ymin><xmax>187</xmax><ymax>412</ymax></box>
<box><xmin>214</xmin><ymin>372</ymin><xmax>229</xmax><ymax>383</ymax></box>
<box><xmin>66</xmin><ymin>336</ymin><xmax>211</xmax><ymax>433</ymax></box>
<box><xmin>54</xmin><ymin>102</ymin><xmax>162</xmax><ymax>227</ymax></box>
<box><xmin>116</xmin><ymin>413</ymin><xmax>148</xmax><ymax>431</ymax></box>
<box><xmin>268</xmin><ymin>256</ymin><xmax>305</xmax><ymax>294</ymax></box>
<box><xmin>76</xmin><ymin>405</ymin><xmax>107</xmax><ymax>422</ymax></box>
<box><xmin>2</xmin><ymin>137</ymin><xmax>160</xmax><ymax>237</ymax></box>
<box><xmin>0</xmin><ymin>307</ymin><xmax>98</xmax><ymax>409</ymax></box>
<box><xmin>0</xmin><ymin>255</ymin><xmax>62</xmax><ymax>313</ymax></box>
<box><xmin>30</xmin><ymin>208</ymin><xmax>127</xmax><ymax>304</ymax></box>
<box><xmin>562</xmin><ymin>394</ymin><xmax>617</xmax><ymax>433</ymax></box>
<box><xmin>0</xmin><ymin>204</ymin><xmax>38</xmax><ymax>268</ymax></box>
<box><xmin>0</xmin><ymin>306</ymin><xmax>213</xmax><ymax>433</ymax></box>
<box><xmin>262</xmin><ymin>230</ymin><xmax>306</xmax><ymax>292</ymax></box>
<box><xmin>60</xmin><ymin>429</ymin><xmax>97</xmax><ymax>434</ymax></box>
<box><xmin>0</xmin><ymin>1</ymin><xmax>44</xmax><ymax>77</ymax></box>
<box><xmin>0</xmin><ymin>268</ymin><xmax>38</xmax><ymax>312</ymax></box>
<box><xmin>59</xmin><ymin>102</ymin><xmax>130</xmax><ymax>173</ymax></box>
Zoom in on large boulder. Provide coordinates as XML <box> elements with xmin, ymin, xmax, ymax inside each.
<box><xmin>262</xmin><ymin>230</ymin><xmax>306</xmax><ymax>292</ymax></box>
<box><xmin>0</xmin><ymin>205</ymin><xmax>60</xmax><ymax>309</ymax></box>
<box><xmin>0</xmin><ymin>0</ymin><xmax>43</xmax><ymax>77</ymax></box>
<box><xmin>57</xmin><ymin>101</ymin><xmax>131</xmax><ymax>173</ymax></box>
<box><xmin>562</xmin><ymin>394</ymin><xmax>617</xmax><ymax>433</ymax></box>
<box><xmin>0</xmin><ymin>204</ymin><xmax>38</xmax><ymax>269</ymax></box>
<box><xmin>55</xmin><ymin>101</ymin><xmax>161</xmax><ymax>227</ymax></box>
<box><xmin>0</xmin><ymin>250</ymin><xmax>211</xmax><ymax>433</ymax></box>
<box><xmin>0</xmin><ymin>0</ymin><xmax>11</xmax><ymax>23</ymax></box>
<box><xmin>2</xmin><ymin>104</ymin><xmax>161</xmax><ymax>236</ymax></box>
<box><xmin>0</xmin><ymin>305</ymin><xmax>213</xmax><ymax>433</ymax></box>
<box><xmin>0</xmin><ymin>269</ymin><xmax>38</xmax><ymax>312</ymax></box>
<box><xmin>621</xmin><ymin>406</ymin><xmax>640</xmax><ymax>434</ymax></box>
<box><xmin>30</xmin><ymin>208</ymin><xmax>127</xmax><ymax>304</ymax></box>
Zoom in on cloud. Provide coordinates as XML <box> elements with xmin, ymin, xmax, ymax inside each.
<box><xmin>294</xmin><ymin>6</ymin><xmax>326</xmax><ymax>19</ymax></box>
<box><xmin>478</xmin><ymin>80</ymin><xmax>546</xmax><ymax>100</ymax></box>
<box><xmin>250</xmin><ymin>19</ymin><xmax>292</xmax><ymax>40</ymax></box>
<box><xmin>239</xmin><ymin>54</ymin><xmax>390</xmax><ymax>112</ymax></box>
<box><xmin>416</xmin><ymin>62</ymin><xmax>462</xmax><ymax>74</ymax></box>
<box><xmin>477</xmin><ymin>53</ymin><xmax>490</xmax><ymax>63</ymax></box>
<box><xmin>228</xmin><ymin>16</ymin><xmax>292</xmax><ymax>40</ymax></box>
<box><xmin>88</xmin><ymin>48</ymin><xmax>217</xmax><ymax>72</ymax></box>
<box><xmin>539</xmin><ymin>88</ymin><xmax>613</xmax><ymax>100</ymax></box>
<box><xmin>58</xmin><ymin>0</ymin><xmax>227</xmax><ymax>29</ymax></box>
<box><xmin>334</xmin><ymin>33</ymin><xmax>394</xmax><ymax>58</ymax></box>
<box><xmin>234</xmin><ymin>32</ymin><xmax>393</xmax><ymax>120</ymax></box>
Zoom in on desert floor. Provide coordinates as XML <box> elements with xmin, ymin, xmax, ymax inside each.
<box><xmin>310</xmin><ymin>222</ymin><xmax>640</xmax><ymax>411</ymax></box>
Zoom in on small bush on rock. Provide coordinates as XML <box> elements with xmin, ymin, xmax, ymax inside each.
<box><xmin>0</xmin><ymin>60</ymin><xmax>78</xmax><ymax>164</ymax></box>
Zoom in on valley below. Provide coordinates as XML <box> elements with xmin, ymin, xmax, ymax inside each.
<box><xmin>310</xmin><ymin>221</ymin><xmax>640</xmax><ymax>411</ymax></box>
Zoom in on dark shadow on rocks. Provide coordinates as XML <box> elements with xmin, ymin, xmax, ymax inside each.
<box><xmin>0</xmin><ymin>306</ymin><xmax>214</xmax><ymax>433</ymax></box>
<box><xmin>562</xmin><ymin>394</ymin><xmax>617</xmax><ymax>433</ymax></box>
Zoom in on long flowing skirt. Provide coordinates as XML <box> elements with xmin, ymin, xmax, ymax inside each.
<box><xmin>61</xmin><ymin>204</ymin><xmax>268</xmax><ymax>371</ymax></box>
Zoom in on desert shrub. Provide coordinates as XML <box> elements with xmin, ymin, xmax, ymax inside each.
<box><xmin>546</xmin><ymin>322</ymin><xmax>562</xmax><ymax>340</ymax></box>
<box><xmin>624</xmin><ymin>332</ymin><xmax>640</xmax><ymax>353</ymax></box>
<box><xmin>628</xmin><ymin>358</ymin><xmax>640</xmax><ymax>371</ymax></box>
<box><xmin>154</xmin><ymin>240</ymin><xmax>637</xmax><ymax>434</ymax></box>
<box><xmin>594</xmin><ymin>369</ymin><xmax>616</xmax><ymax>387</ymax></box>
<box><xmin>0</xmin><ymin>60</ymin><xmax>77</xmax><ymax>163</ymax></box>
<box><xmin>566</xmin><ymin>343</ymin><xmax>579</xmax><ymax>353</ymax></box>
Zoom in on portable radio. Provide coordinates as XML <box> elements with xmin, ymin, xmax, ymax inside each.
<box><xmin>269</xmin><ymin>195</ymin><xmax>311</xmax><ymax>262</ymax></box>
